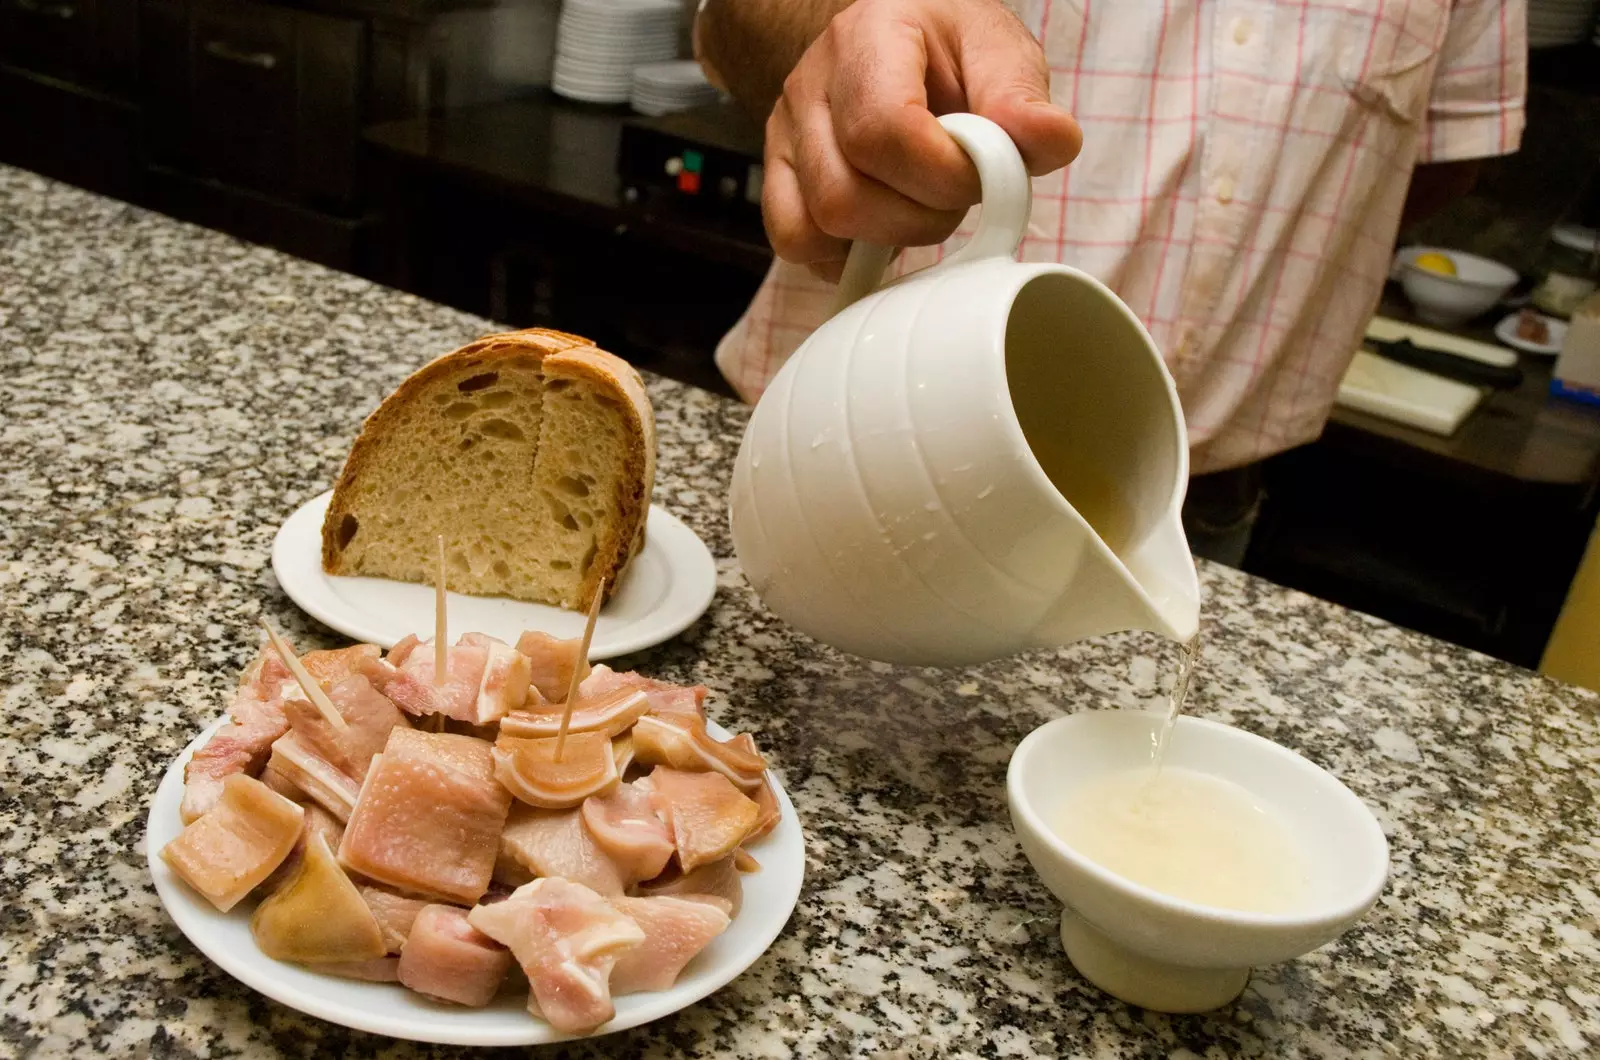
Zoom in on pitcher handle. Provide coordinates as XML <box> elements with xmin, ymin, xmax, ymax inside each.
<box><xmin>830</xmin><ymin>112</ymin><xmax>1035</xmax><ymax>315</ymax></box>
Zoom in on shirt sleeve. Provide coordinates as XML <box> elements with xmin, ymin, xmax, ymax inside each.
<box><xmin>1419</xmin><ymin>0</ymin><xmax>1527</xmax><ymax>163</ymax></box>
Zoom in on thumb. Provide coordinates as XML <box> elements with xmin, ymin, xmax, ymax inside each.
<box><xmin>957</xmin><ymin>17</ymin><xmax>1082</xmax><ymax>175</ymax></box>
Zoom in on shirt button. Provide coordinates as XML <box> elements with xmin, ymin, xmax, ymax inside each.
<box><xmin>1214</xmin><ymin>175</ymin><xmax>1235</xmax><ymax>204</ymax></box>
<box><xmin>1233</xmin><ymin>18</ymin><xmax>1252</xmax><ymax>45</ymax></box>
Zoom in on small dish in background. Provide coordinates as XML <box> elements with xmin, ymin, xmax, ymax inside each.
<box><xmin>1495</xmin><ymin>310</ymin><xmax>1567</xmax><ymax>357</ymax></box>
<box><xmin>1393</xmin><ymin>246</ymin><xmax>1518</xmax><ymax>326</ymax></box>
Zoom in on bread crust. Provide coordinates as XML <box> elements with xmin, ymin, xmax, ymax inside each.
<box><xmin>320</xmin><ymin>328</ymin><xmax>652</xmax><ymax>610</ymax></box>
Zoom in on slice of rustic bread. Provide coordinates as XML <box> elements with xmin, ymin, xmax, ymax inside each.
<box><xmin>320</xmin><ymin>328</ymin><xmax>655</xmax><ymax>610</ymax></box>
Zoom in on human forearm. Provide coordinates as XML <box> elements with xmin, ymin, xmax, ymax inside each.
<box><xmin>695</xmin><ymin>0</ymin><xmax>854</xmax><ymax>120</ymax></box>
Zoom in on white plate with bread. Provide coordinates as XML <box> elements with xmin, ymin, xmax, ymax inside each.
<box><xmin>273</xmin><ymin>328</ymin><xmax>718</xmax><ymax>657</ymax></box>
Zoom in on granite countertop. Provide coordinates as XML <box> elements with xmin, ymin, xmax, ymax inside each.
<box><xmin>3</xmin><ymin>165</ymin><xmax>1598</xmax><ymax>1059</ymax></box>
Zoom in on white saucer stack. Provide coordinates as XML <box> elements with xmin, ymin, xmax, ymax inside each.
<box><xmin>1527</xmin><ymin>0</ymin><xmax>1597</xmax><ymax>47</ymax></box>
<box><xmin>630</xmin><ymin>61</ymin><xmax>721</xmax><ymax>116</ymax></box>
<box><xmin>552</xmin><ymin>0</ymin><xmax>681</xmax><ymax>104</ymax></box>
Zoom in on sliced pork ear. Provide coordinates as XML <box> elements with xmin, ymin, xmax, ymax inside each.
<box><xmin>360</xmin><ymin>886</ymin><xmax>432</xmax><ymax>954</ymax></box>
<box><xmin>337</xmin><ymin>729</ymin><xmax>512</xmax><ymax>904</ymax></box>
<box><xmin>607</xmin><ymin>895</ymin><xmax>730</xmax><ymax>995</ymax></box>
<box><xmin>516</xmin><ymin>630</ymin><xmax>591</xmax><ymax>702</ymax></box>
<box><xmin>499</xmin><ymin>688</ymin><xmax>649</xmax><ymax>740</ymax></box>
<box><xmin>499</xmin><ymin>804</ymin><xmax>625</xmax><ymax>896</ymax></box>
<box><xmin>612</xmin><ymin>734</ymin><xmax>636</xmax><ymax>777</ymax></box>
<box><xmin>263</xmin><ymin>802</ymin><xmax>347</xmax><ymax>894</ymax></box>
<box><xmin>397</xmin><ymin>904</ymin><xmax>513</xmax><ymax>1008</ymax></box>
<box><xmin>635</xmin><ymin>855</ymin><xmax>743</xmax><ymax>916</ymax></box>
<box><xmin>268</xmin><ymin>731</ymin><xmax>361</xmax><ymax>822</ymax></box>
<box><xmin>493</xmin><ymin>731</ymin><xmax>618</xmax><ymax>809</ymax></box>
<box><xmin>282</xmin><ymin>674</ymin><xmax>408</xmax><ymax>782</ymax></box>
<box><xmin>383</xmin><ymin>639</ymin><xmax>489</xmax><ymax>723</ymax></box>
<box><xmin>251</xmin><ymin>833</ymin><xmax>387</xmax><ymax>963</ymax></box>
<box><xmin>577</xmin><ymin>666</ymin><xmax>707</xmax><ymax>725</ymax></box>
<box><xmin>180</xmin><ymin>687</ymin><xmax>291</xmax><ymax>823</ymax></box>
<box><xmin>467</xmin><ymin>878</ymin><xmax>645</xmax><ymax>1035</ymax></box>
<box><xmin>648</xmin><ymin>769</ymin><xmax>760</xmax><ymax>873</ymax></box>
<box><xmin>581</xmin><ymin>778</ymin><xmax>674</xmax><ymax>886</ymax></box>
<box><xmin>162</xmin><ymin>774</ymin><xmax>304</xmax><ymax>912</ymax></box>
<box><xmin>632</xmin><ymin>716</ymin><xmax>766</xmax><ymax>792</ymax></box>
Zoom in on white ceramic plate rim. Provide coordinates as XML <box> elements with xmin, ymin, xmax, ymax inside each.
<box><xmin>1494</xmin><ymin>311</ymin><xmax>1568</xmax><ymax>356</ymax></box>
<box><xmin>272</xmin><ymin>491</ymin><xmax>717</xmax><ymax>658</ymax></box>
<box><xmin>147</xmin><ymin>715</ymin><xmax>805</xmax><ymax>1046</ymax></box>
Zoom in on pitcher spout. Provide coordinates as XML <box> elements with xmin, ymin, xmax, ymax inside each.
<box><xmin>1030</xmin><ymin>512</ymin><xmax>1200</xmax><ymax>648</ymax></box>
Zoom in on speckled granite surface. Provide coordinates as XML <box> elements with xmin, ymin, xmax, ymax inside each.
<box><xmin>3</xmin><ymin>165</ymin><xmax>1598</xmax><ymax>1059</ymax></box>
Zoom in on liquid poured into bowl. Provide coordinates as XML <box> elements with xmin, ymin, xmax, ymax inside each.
<box><xmin>1053</xmin><ymin>766</ymin><xmax>1311</xmax><ymax>914</ymax></box>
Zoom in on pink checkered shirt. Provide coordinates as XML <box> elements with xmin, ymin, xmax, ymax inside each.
<box><xmin>716</xmin><ymin>0</ymin><xmax>1526</xmax><ymax>472</ymax></box>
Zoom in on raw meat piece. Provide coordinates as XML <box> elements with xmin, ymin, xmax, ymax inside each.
<box><xmin>252</xmin><ymin>833</ymin><xmax>386</xmax><ymax>963</ymax></box>
<box><xmin>581</xmin><ymin>778</ymin><xmax>674</xmax><ymax>886</ymax></box>
<box><xmin>498</xmin><ymin>804</ymin><xmax>625</xmax><ymax>896</ymax></box>
<box><xmin>733</xmin><ymin>849</ymin><xmax>761</xmax><ymax>873</ymax></box>
<box><xmin>398</xmin><ymin>904</ymin><xmax>513</xmax><ymax>1007</ymax></box>
<box><xmin>263</xmin><ymin>802</ymin><xmax>346</xmax><ymax>894</ymax></box>
<box><xmin>162</xmin><ymin>774</ymin><xmax>304</xmax><ymax>912</ymax></box>
<box><xmin>361</xmin><ymin>886</ymin><xmax>431</xmax><ymax>954</ymax></box>
<box><xmin>300</xmin><ymin>643</ymin><xmax>395</xmax><ymax>691</ymax></box>
<box><xmin>461</xmin><ymin>632</ymin><xmax>533</xmax><ymax>723</ymax></box>
<box><xmin>383</xmin><ymin>639</ymin><xmax>489</xmax><ymax>722</ymax></box>
<box><xmin>631</xmin><ymin>715</ymin><xmax>766</xmax><ymax>792</ymax></box>
<box><xmin>578</xmin><ymin>666</ymin><xmax>706</xmax><ymax>724</ymax></box>
<box><xmin>282</xmin><ymin>674</ymin><xmax>408</xmax><ymax>782</ymax></box>
<box><xmin>493</xmin><ymin>730</ymin><xmax>618</xmax><ymax>809</ymax></box>
<box><xmin>467</xmin><ymin>878</ymin><xmax>645</xmax><ymax>1035</ymax></box>
<box><xmin>338</xmin><ymin>729</ymin><xmax>511</xmax><ymax>904</ymax></box>
<box><xmin>180</xmin><ymin>687</ymin><xmax>290</xmax><ymax>824</ymax></box>
<box><xmin>745</xmin><ymin>773</ymin><xmax>781</xmax><ymax>842</ymax></box>
<box><xmin>648</xmin><ymin>768</ymin><xmax>760</xmax><ymax>871</ymax></box>
<box><xmin>636</xmin><ymin>856</ymin><xmax>743</xmax><ymax>916</ymax></box>
<box><xmin>322</xmin><ymin>957</ymin><xmax>401</xmax><ymax>982</ymax></box>
<box><xmin>607</xmin><ymin>895</ymin><xmax>730</xmax><ymax>994</ymax></box>
<box><xmin>499</xmin><ymin>688</ymin><xmax>649</xmax><ymax>740</ymax></box>
<box><xmin>268</xmin><ymin>731</ymin><xmax>361</xmax><ymax>822</ymax></box>
<box><xmin>612</xmin><ymin>734</ymin><xmax>636</xmax><ymax>777</ymax></box>
<box><xmin>515</xmin><ymin>630</ymin><xmax>590</xmax><ymax>702</ymax></box>
<box><xmin>387</xmin><ymin>634</ymin><xmax>422</xmax><ymax>667</ymax></box>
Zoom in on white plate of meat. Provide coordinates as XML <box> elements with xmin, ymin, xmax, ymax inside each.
<box><xmin>273</xmin><ymin>491</ymin><xmax>718</xmax><ymax>657</ymax></box>
<box><xmin>146</xmin><ymin>634</ymin><xmax>804</xmax><ymax>1046</ymax></box>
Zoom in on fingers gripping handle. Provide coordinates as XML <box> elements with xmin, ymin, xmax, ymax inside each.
<box><xmin>829</xmin><ymin>112</ymin><xmax>1034</xmax><ymax>315</ymax></box>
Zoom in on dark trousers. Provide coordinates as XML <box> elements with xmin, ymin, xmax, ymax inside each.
<box><xmin>1183</xmin><ymin>463</ymin><xmax>1265</xmax><ymax>568</ymax></box>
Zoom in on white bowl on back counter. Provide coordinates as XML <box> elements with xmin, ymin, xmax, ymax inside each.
<box><xmin>1395</xmin><ymin>245</ymin><xmax>1518</xmax><ymax>326</ymax></box>
<box><xmin>1007</xmin><ymin>711</ymin><xmax>1388</xmax><ymax>1013</ymax></box>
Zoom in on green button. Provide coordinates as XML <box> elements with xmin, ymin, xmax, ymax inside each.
<box><xmin>683</xmin><ymin>150</ymin><xmax>704</xmax><ymax>173</ymax></box>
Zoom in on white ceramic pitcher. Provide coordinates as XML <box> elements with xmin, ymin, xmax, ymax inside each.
<box><xmin>729</xmin><ymin>113</ymin><xmax>1200</xmax><ymax>666</ymax></box>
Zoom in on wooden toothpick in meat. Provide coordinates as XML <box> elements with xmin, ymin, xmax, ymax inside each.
<box><xmin>260</xmin><ymin>620</ymin><xmax>348</xmax><ymax>732</ymax></box>
<box><xmin>554</xmin><ymin>579</ymin><xmax>607</xmax><ymax>761</ymax></box>
<box><xmin>434</xmin><ymin>534</ymin><xmax>448</xmax><ymax>688</ymax></box>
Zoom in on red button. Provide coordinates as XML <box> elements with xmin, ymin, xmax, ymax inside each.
<box><xmin>678</xmin><ymin>171</ymin><xmax>700</xmax><ymax>194</ymax></box>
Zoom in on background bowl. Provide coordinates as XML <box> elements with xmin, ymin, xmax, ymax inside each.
<box><xmin>1396</xmin><ymin>246</ymin><xmax>1517</xmax><ymax>326</ymax></box>
<box><xmin>1007</xmin><ymin>710</ymin><xmax>1388</xmax><ymax>1012</ymax></box>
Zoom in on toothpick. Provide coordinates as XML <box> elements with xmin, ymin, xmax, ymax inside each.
<box><xmin>260</xmin><ymin>620</ymin><xmax>348</xmax><ymax>732</ymax></box>
<box><xmin>434</xmin><ymin>534</ymin><xmax>448</xmax><ymax>689</ymax></box>
<box><xmin>554</xmin><ymin>579</ymin><xmax>606</xmax><ymax>761</ymax></box>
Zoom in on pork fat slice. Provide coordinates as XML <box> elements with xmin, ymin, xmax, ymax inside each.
<box><xmin>498</xmin><ymin>804</ymin><xmax>625</xmax><ymax>896</ymax></box>
<box><xmin>268</xmin><ymin>731</ymin><xmax>361</xmax><ymax>822</ymax></box>
<box><xmin>337</xmin><ymin>729</ymin><xmax>511</xmax><ymax>904</ymax></box>
<box><xmin>649</xmin><ymin>768</ymin><xmax>760</xmax><ymax>872</ymax></box>
<box><xmin>162</xmin><ymin>774</ymin><xmax>304</xmax><ymax>912</ymax></box>
<box><xmin>468</xmin><ymin>878</ymin><xmax>645</xmax><ymax>1035</ymax></box>
<box><xmin>515</xmin><ymin>630</ymin><xmax>590</xmax><ymax>702</ymax></box>
<box><xmin>581</xmin><ymin>777</ymin><xmax>674</xmax><ymax>886</ymax></box>
<box><xmin>397</xmin><ymin>904</ymin><xmax>513</xmax><ymax>1007</ymax></box>
<box><xmin>281</xmin><ymin>674</ymin><xmax>407</xmax><ymax>781</ymax></box>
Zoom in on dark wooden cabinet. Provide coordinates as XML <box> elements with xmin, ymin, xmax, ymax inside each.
<box><xmin>0</xmin><ymin>0</ymin><xmax>139</xmax><ymax>92</ymax></box>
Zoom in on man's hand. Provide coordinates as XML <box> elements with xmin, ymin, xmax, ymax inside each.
<box><xmin>752</xmin><ymin>0</ymin><xmax>1080</xmax><ymax>279</ymax></box>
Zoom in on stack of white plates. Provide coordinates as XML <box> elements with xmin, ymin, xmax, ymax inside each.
<box><xmin>1528</xmin><ymin>0</ymin><xmax>1597</xmax><ymax>47</ymax></box>
<box><xmin>552</xmin><ymin>0</ymin><xmax>680</xmax><ymax>104</ymax></box>
<box><xmin>630</xmin><ymin>61</ymin><xmax>721</xmax><ymax>115</ymax></box>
